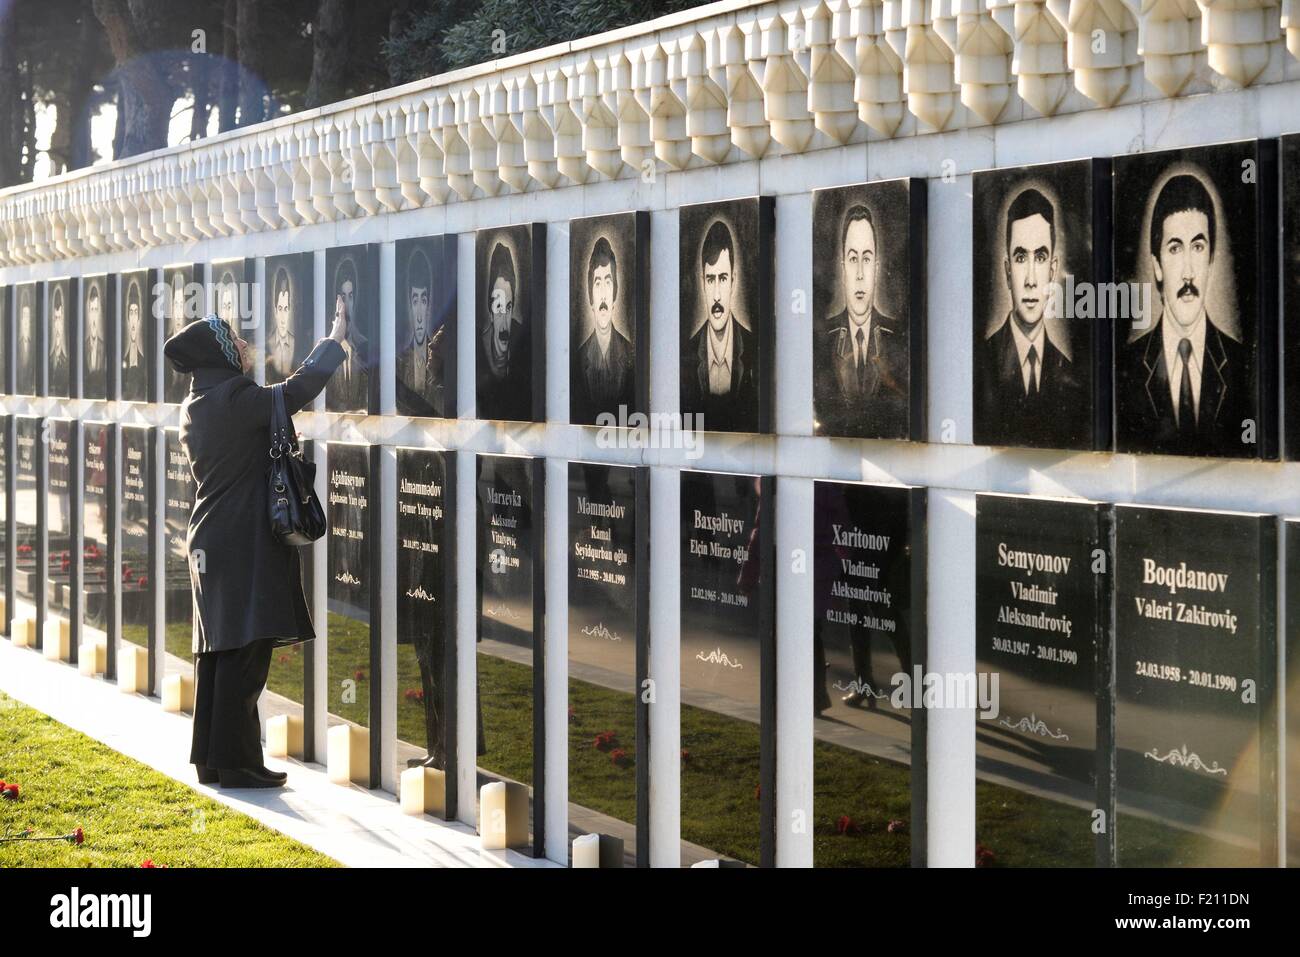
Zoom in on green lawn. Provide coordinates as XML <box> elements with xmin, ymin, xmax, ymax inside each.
<box><xmin>0</xmin><ymin>692</ymin><xmax>338</xmax><ymax>868</ymax></box>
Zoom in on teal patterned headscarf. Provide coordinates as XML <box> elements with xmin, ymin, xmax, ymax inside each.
<box><xmin>162</xmin><ymin>314</ymin><xmax>242</xmax><ymax>374</ymax></box>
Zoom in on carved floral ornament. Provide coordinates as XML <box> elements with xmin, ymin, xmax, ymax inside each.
<box><xmin>0</xmin><ymin>0</ymin><xmax>1289</xmax><ymax>267</ymax></box>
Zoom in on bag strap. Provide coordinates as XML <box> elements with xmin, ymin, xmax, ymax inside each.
<box><xmin>269</xmin><ymin>383</ymin><xmax>297</xmax><ymax>458</ymax></box>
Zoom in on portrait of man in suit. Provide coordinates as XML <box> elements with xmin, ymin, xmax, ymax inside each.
<box><xmin>476</xmin><ymin>239</ymin><xmax>531</xmax><ymax>421</ymax></box>
<box><xmin>121</xmin><ymin>279</ymin><xmax>148</xmax><ymax>400</ymax></box>
<box><xmin>163</xmin><ymin>269</ymin><xmax>192</xmax><ymax>402</ymax></box>
<box><xmin>680</xmin><ymin>218</ymin><xmax>757</xmax><ymax>432</ymax></box>
<box><xmin>16</xmin><ymin>287</ymin><xmax>34</xmax><ymax>395</ymax></box>
<box><xmin>1118</xmin><ymin>173</ymin><xmax>1245</xmax><ymax>456</ymax></box>
<box><xmin>84</xmin><ymin>281</ymin><xmax>105</xmax><ymax>382</ymax></box>
<box><xmin>974</xmin><ymin>187</ymin><xmax>1084</xmax><ymax>447</ymax></box>
<box><xmin>215</xmin><ymin>269</ymin><xmax>238</xmax><ymax>327</ymax></box>
<box><xmin>813</xmin><ymin>203</ymin><xmax>908</xmax><ymax>438</ymax></box>
<box><xmin>49</xmin><ymin>284</ymin><xmax>69</xmax><ymax>395</ymax></box>
<box><xmin>396</xmin><ymin>246</ymin><xmax>446</xmax><ymax>417</ymax></box>
<box><xmin>572</xmin><ymin>236</ymin><xmax>633</xmax><ymax>424</ymax></box>
<box><xmin>326</xmin><ymin>254</ymin><xmax>372</xmax><ymax>412</ymax></box>
<box><xmin>267</xmin><ymin>265</ymin><xmax>298</xmax><ymax>382</ymax></box>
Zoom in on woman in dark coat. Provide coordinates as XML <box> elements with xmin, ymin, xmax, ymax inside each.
<box><xmin>163</xmin><ymin>299</ymin><xmax>349</xmax><ymax>788</ymax></box>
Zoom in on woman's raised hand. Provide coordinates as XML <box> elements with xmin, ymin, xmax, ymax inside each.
<box><xmin>329</xmin><ymin>294</ymin><xmax>349</xmax><ymax>342</ymax></box>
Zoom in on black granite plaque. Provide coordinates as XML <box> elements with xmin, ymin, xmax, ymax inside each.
<box><xmin>162</xmin><ymin>429</ymin><xmax>194</xmax><ymax>674</ymax></box>
<box><xmin>395</xmin><ymin>446</ymin><xmax>457</xmax><ymax>816</ymax></box>
<box><xmin>326</xmin><ymin>442</ymin><xmax>381</xmax><ymax>786</ymax></box>
<box><xmin>81</xmin><ymin>275</ymin><xmax>116</xmax><ymax>401</ymax></box>
<box><xmin>569</xmin><ymin>213</ymin><xmax>648</xmax><ymax>427</ymax></box>
<box><xmin>679</xmin><ymin>198</ymin><xmax>774</xmax><ymax>435</ymax></box>
<box><xmin>120</xmin><ymin>425</ymin><xmax>154</xmax><ymax>694</ymax></box>
<box><xmin>679</xmin><ymin>469</ymin><xmax>775</xmax><ymax>866</ymax></box>
<box><xmin>813</xmin><ymin>480</ymin><xmax>926</xmax><ymax>867</ymax></box>
<box><xmin>0</xmin><ymin>287</ymin><xmax>8</xmax><ymax>396</ymax></box>
<box><xmin>475</xmin><ymin>225</ymin><xmax>545</xmax><ymax>422</ymax></box>
<box><xmin>163</xmin><ymin>264</ymin><xmax>205</xmax><ymax>402</ymax></box>
<box><xmin>567</xmin><ymin>462</ymin><xmax>648</xmax><ymax>866</ymax></box>
<box><xmin>974</xmin><ymin>493</ymin><xmax>1112</xmax><ymax>867</ymax></box>
<box><xmin>476</xmin><ymin>453</ymin><xmax>545</xmax><ymax>855</ymax></box>
<box><xmin>1286</xmin><ymin>519</ymin><xmax>1300</xmax><ymax>867</ymax></box>
<box><xmin>118</xmin><ymin>269</ymin><xmax>152</xmax><ymax>403</ymax></box>
<box><xmin>15</xmin><ymin>282</ymin><xmax>42</xmax><ymax>397</ymax></box>
<box><xmin>264</xmin><ymin>253</ymin><xmax>314</xmax><ymax>386</ymax></box>
<box><xmin>395</xmin><ymin>236</ymin><xmax>457</xmax><ymax>418</ymax></box>
<box><xmin>46</xmin><ymin>279</ymin><xmax>74</xmax><ymax>399</ymax></box>
<box><xmin>13</xmin><ymin>416</ymin><xmax>44</xmax><ymax>646</ymax></box>
<box><xmin>1114</xmin><ymin>140</ymin><xmax>1278</xmax><ymax>459</ymax></box>
<box><xmin>325</xmin><ymin>245</ymin><xmax>380</xmax><ymax>414</ymax></box>
<box><xmin>1115</xmin><ymin>504</ymin><xmax>1277</xmax><ymax>865</ymax></box>
<box><xmin>812</xmin><ymin>180</ymin><xmax>926</xmax><ymax>441</ymax></box>
<box><xmin>45</xmin><ymin>419</ymin><xmax>78</xmax><ymax>653</ymax></box>
<box><xmin>208</xmin><ymin>258</ymin><xmax>254</xmax><ymax>334</ymax></box>
<box><xmin>1282</xmin><ymin>135</ymin><xmax>1300</xmax><ymax>460</ymax></box>
<box><xmin>972</xmin><ymin>160</ymin><xmax>1112</xmax><ymax>450</ymax></box>
<box><xmin>82</xmin><ymin>423</ymin><xmax>114</xmax><ymax>665</ymax></box>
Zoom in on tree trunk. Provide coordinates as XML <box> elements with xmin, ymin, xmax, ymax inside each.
<box><xmin>304</xmin><ymin>0</ymin><xmax>351</xmax><ymax>110</ymax></box>
<box><xmin>0</xmin><ymin>13</ymin><xmax>21</xmax><ymax>187</ymax></box>
<box><xmin>48</xmin><ymin>9</ymin><xmax>99</xmax><ymax>173</ymax></box>
<box><xmin>92</xmin><ymin>0</ymin><xmax>173</xmax><ymax>158</ymax></box>
<box><xmin>190</xmin><ymin>54</ymin><xmax>210</xmax><ymax>143</ymax></box>
<box><xmin>218</xmin><ymin>0</ymin><xmax>237</xmax><ymax>132</ymax></box>
<box><xmin>387</xmin><ymin>0</ymin><xmax>412</xmax><ymax>88</ymax></box>
<box><xmin>236</xmin><ymin>0</ymin><xmax>265</xmax><ymax>127</ymax></box>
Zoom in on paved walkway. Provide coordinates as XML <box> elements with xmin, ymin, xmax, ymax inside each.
<box><xmin>0</xmin><ymin>638</ymin><xmax>558</xmax><ymax>869</ymax></box>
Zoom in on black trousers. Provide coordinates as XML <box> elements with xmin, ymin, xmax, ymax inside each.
<box><xmin>190</xmin><ymin>638</ymin><xmax>274</xmax><ymax>769</ymax></box>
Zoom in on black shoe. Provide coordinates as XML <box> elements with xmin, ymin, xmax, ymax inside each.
<box><xmin>218</xmin><ymin>766</ymin><xmax>286</xmax><ymax>789</ymax></box>
<box><xmin>194</xmin><ymin>764</ymin><xmax>219</xmax><ymax>785</ymax></box>
<box><xmin>254</xmin><ymin>764</ymin><xmax>288</xmax><ymax>784</ymax></box>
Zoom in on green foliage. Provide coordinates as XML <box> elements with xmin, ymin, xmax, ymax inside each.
<box><xmin>385</xmin><ymin>0</ymin><xmax>714</xmax><ymax>82</ymax></box>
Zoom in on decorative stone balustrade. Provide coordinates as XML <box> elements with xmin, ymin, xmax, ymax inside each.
<box><xmin>0</xmin><ymin>0</ymin><xmax>1292</xmax><ymax>266</ymax></box>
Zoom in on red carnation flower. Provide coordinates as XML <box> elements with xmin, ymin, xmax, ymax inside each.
<box><xmin>2</xmin><ymin>783</ymin><xmax>19</xmax><ymax>800</ymax></box>
<box><xmin>609</xmin><ymin>748</ymin><xmax>629</xmax><ymax>767</ymax></box>
<box><xmin>141</xmin><ymin>859</ymin><xmax>156</xmax><ymax>868</ymax></box>
<box><xmin>354</xmin><ymin>670</ymin><xmax>366</xmax><ymax>681</ymax></box>
<box><xmin>836</xmin><ymin>815</ymin><xmax>855</xmax><ymax>835</ymax></box>
<box><xmin>137</xmin><ymin>575</ymin><xmax>149</xmax><ymax>588</ymax></box>
<box><xmin>73</xmin><ymin>827</ymin><xmax>85</xmax><ymax>846</ymax></box>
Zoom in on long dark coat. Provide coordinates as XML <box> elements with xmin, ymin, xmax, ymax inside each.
<box><xmin>180</xmin><ymin>337</ymin><xmax>346</xmax><ymax>655</ymax></box>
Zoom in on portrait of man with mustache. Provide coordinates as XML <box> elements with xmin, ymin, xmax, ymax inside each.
<box><xmin>572</xmin><ymin>235</ymin><xmax>633</xmax><ymax>424</ymax></box>
<box><xmin>1118</xmin><ymin>171</ymin><xmax>1246</xmax><ymax>456</ymax></box>
<box><xmin>680</xmin><ymin>217</ymin><xmax>757</xmax><ymax>432</ymax></box>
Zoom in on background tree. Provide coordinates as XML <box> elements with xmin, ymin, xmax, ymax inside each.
<box><xmin>0</xmin><ymin>0</ymin><xmax>712</xmax><ymax>184</ymax></box>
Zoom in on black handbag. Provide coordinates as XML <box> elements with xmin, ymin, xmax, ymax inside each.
<box><xmin>267</xmin><ymin>382</ymin><xmax>327</xmax><ymax>545</ymax></box>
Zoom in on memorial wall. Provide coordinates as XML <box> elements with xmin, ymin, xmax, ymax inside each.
<box><xmin>2</xmin><ymin>0</ymin><xmax>1300</xmax><ymax>868</ymax></box>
